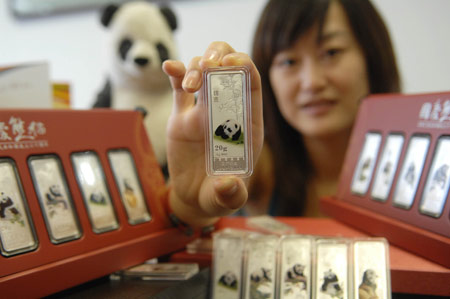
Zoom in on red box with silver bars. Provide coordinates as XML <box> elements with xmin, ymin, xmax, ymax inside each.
<box><xmin>0</xmin><ymin>109</ymin><xmax>195</xmax><ymax>297</ymax></box>
<box><xmin>320</xmin><ymin>91</ymin><xmax>450</xmax><ymax>268</ymax></box>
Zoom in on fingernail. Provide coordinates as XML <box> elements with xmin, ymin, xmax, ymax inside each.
<box><xmin>225</xmin><ymin>53</ymin><xmax>244</xmax><ymax>65</ymax></box>
<box><xmin>205</xmin><ymin>50</ymin><xmax>220</xmax><ymax>62</ymax></box>
<box><xmin>215</xmin><ymin>177</ymin><xmax>238</xmax><ymax>197</ymax></box>
<box><xmin>182</xmin><ymin>70</ymin><xmax>200</xmax><ymax>90</ymax></box>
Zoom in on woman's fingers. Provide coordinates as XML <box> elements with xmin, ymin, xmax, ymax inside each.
<box><xmin>162</xmin><ymin>60</ymin><xmax>186</xmax><ymax>91</ymax></box>
<box><xmin>214</xmin><ymin>176</ymin><xmax>248</xmax><ymax>210</ymax></box>
<box><xmin>181</xmin><ymin>42</ymin><xmax>238</xmax><ymax>93</ymax></box>
<box><xmin>200</xmin><ymin>41</ymin><xmax>237</xmax><ymax>69</ymax></box>
<box><xmin>162</xmin><ymin>60</ymin><xmax>196</xmax><ymax>115</ymax></box>
<box><xmin>168</xmin><ymin>176</ymin><xmax>246</xmax><ymax>228</ymax></box>
<box><xmin>198</xmin><ymin>176</ymin><xmax>247</xmax><ymax>217</ymax></box>
<box><xmin>182</xmin><ymin>56</ymin><xmax>202</xmax><ymax>93</ymax></box>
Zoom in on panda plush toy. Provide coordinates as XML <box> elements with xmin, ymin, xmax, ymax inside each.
<box><xmin>93</xmin><ymin>1</ymin><xmax>177</xmax><ymax>175</ymax></box>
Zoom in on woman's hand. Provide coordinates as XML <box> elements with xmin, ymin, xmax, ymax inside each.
<box><xmin>162</xmin><ymin>41</ymin><xmax>263</xmax><ymax>228</ymax></box>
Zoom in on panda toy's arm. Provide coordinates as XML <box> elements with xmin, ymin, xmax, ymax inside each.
<box><xmin>161</xmin><ymin>41</ymin><xmax>264</xmax><ymax>228</ymax></box>
<box><xmin>93</xmin><ymin>79</ymin><xmax>112</xmax><ymax>108</ymax></box>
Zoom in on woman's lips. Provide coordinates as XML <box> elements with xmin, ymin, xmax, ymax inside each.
<box><xmin>300</xmin><ymin>100</ymin><xmax>336</xmax><ymax>116</ymax></box>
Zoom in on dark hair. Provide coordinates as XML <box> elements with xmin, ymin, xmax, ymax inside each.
<box><xmin>252</xmin><ymin>0</ymin><xmax>401</xmax><ymax>216</ymax></box>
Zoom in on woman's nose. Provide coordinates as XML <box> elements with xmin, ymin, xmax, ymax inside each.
<box><xmin>299</xmin><ymin>59</ymin><xmax>326</xmax><ymax>93</ymax></box>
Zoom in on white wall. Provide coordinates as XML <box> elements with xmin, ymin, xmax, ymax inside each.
<box><xmin>372</xmin><ymin>0</ymin><xmax>450</xmax><ymax>94</ymax></box>
<box><xmin>1</xmin><ymin>0</ymin><xmax>449</xmax><ymax>109</ymax></box>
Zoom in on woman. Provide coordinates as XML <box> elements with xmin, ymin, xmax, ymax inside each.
<box><xmin>162</xmin><ymin>0</ymin><xmax>400</xmax><ymax>228</ymax></box>
<box><xmin>246</xmin><ymin>0</ymin><xmax>401</xmax><ymax>217</ymax></box>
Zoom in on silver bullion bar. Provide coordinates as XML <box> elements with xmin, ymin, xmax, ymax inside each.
<box><xmin>108</xmin><ymin>149</ymin><xmax>151</xmax><ymax>224</ymax></box>
<box><xmin>351</xmin><ymin>132</ymin><xmax>382</xmax><ymax>196</ymax></box>
<box><xmin>29</xmin><ymin>155</ymin><xmax>82</xmax><ymax>244</ymax></box>
<box><xmin>243</xmin><ymin>234</ymin><xmax>278</xmax><ymax>299</ymax></box>
<box><xmin>419</xmin><ymin>136</ymin><xmax>450</xmax><ymax>217</ymax></box>
<box><xmin>279</xmin><ymin>235</ymin><xmax>313</xmax><ymax>299</ymax></box>
<box><xmin>71</xmin><ymin>151</ymin><xmax>119</xmax><ymax>233</ymax></box>
<box><xmin>205</xmin><ymin>67</ymin><xmax>252</xmax><ymax>176</ymax></box>
<box><xmin>353</xmin><ymin>239</ymin><xmax>391</xmax><ymax>299</ymax></box>
<box><xmin>0</xmin><ymin>159</ymin><xmax>38</xmax><ymax>256</ymax></box>
<box><xmin>212</xmin><ymin>231</ymin><xmax>245</xmax><ymax>299</ymax></box>
<box><xmin>315</xmin><ymin>239</ymin><xmax>349</xmax><ymax>299</ymax></box>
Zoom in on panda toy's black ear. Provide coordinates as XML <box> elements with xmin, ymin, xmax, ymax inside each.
<box><xmin>160</xmin><ymin>7</ymin><xmax>177</xmax><ymax>31</ymax></box>
<box><xmin>101</xmin><ymin>4</ymin><xmax>119</xmax><ymax>27</ymax></box>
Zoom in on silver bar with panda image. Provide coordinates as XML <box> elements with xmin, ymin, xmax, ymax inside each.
<box><xmin>243</xmin><ymin>234</ymin><xmax>278</xmax><ymax>299</ymax></box>
<box><xmin>279</xmin><ymin>235</ymin><xmax>314</xmax><ymax>299</ymax></box>
<box><xmin>28</xmin><ymin>155</ymin><xmax>82</xmax><ymax>244</ymax></box>
<box><xmin>212</xmin><ymin>230</ymin><xmax>246</xmax><ymax>299</ymax></box>
<box><xmin>353</xmin><ymin>239</ymin><xmax>391</xmax><ymax>299</ymax></box>
<box><xmin>203</xmin><ymin>66</ymin><xmax>252</xmax><ymax>177</ymax></box>
<box><xmin>0</xmin><ymin>158</ymin><xmax>38</xmax><ymax>256</ymax></box>
<box><xmin>314</xmin><ymin>239</ymin><xmax>350</xmax><ymax>299</ymax></box>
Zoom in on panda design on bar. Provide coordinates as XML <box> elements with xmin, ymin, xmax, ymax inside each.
<box><xmin>203</xmin><ymin>67</ymin><xmax>252</xmax><ymax>177</ymax></box>
<box><xmin>215</xmin><ymin>119</ymin><xmax>242</xmax><ymax>141</ymax></box>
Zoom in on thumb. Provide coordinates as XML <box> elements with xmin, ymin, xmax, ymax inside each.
<box><xmin>201</xmin><ymin>176</ymin><xmax>248</xmax><ymax>215</ymax></box>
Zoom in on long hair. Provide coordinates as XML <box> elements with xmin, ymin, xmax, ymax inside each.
<box><xmin>252</xmin><ymin>0</ymin><xmax>401</xmax><ymax>216</ymax></box>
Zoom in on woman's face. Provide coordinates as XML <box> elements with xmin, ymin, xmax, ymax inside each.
<box><xmin>269</xmin><ymin>1</ymin><xmax>369</xmax><ymax>139</ymax></box>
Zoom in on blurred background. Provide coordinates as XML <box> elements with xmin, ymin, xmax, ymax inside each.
<box><xmin>1</xmin><ymin>0</ymin><xmax>449</xmax><ymax>109</ymax></box>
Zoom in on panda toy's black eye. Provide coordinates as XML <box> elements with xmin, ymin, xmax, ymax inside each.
<box><xmin>235</xmin><ymin>124</ymin><xmax>238</xmax><ymax>129</ymax></box>
<box><xmin>119</xmin><ymin>38</ymin><xmax>133</xmax><ymax>61</ymax></box>
<box><xmin>156</xmin><ymin>42</ymin><xmax>169</xmax><ymax>63</ymax></box>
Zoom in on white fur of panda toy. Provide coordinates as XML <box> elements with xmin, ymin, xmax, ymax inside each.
<box><xmin>94</xmin><ymin>1</ymin><xmax>177</xmax><ymax>175</ymax></box>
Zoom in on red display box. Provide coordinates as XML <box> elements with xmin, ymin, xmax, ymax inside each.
<box><xmin>320</xmin><ymin>91</ymin><xmax>450</xmax><ymax>268</ymax></box>
<box><xmin>0</xmin><ymin>109</ymin><xmax>195</xmax><ymax>298</ymax></box>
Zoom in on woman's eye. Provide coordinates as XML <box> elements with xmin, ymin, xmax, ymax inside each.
<box><xmin>280</xmin><ymin>58</ymin><xmax>296</xmax><ymax>66</ymax></box>
<box><xmin>323</xmin><ymin>48</ymin><xmax>342</xmax><ymax>58</ymax></box>
<box><xmin>272</xmin><ymin>54</ymin><xmax>299</xmax><ymax>70</ymax></box>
